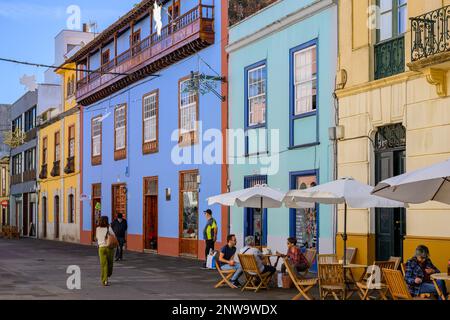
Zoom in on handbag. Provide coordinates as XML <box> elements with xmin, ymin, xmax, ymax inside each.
<box><xmin>206</xmin><ymin>250</ymin><xmax>217</xmax><ymax>269</ymax></box>
<box><xmin>105</xmin><ymin>228</ymin><xmax>119</xmax><ymax>249</ymax></box>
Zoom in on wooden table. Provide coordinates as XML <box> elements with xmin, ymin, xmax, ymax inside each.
<box><xmin>431</xmin><ymin>273</ymin><xmax>450</xmax><ymax>300</ymax></box>
<box><xmin>342</xmin><ymin>264</ymin><xmax>368</xmax><ymax>299</ymax></box>
<box><xmin>263</xmin><ymin>254</ymin><xmax>281</xmax><ymax>268</ymax></box>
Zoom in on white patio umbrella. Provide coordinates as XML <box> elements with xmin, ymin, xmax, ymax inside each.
<box><xmin>372</xmin><ymin>158</ymin><xmax>450</xmax><ymax>204</ymax></box>
<box><xmin>207</xmin><ymin>185</ymin><xmax>313</xmax><ymax>244</ymax></box>
<box><xmin>283</xmin><ymin>177</ymin><xmax>406</xmax><ymax>265</ymax></box>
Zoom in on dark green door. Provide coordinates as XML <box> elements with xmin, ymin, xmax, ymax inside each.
<box><xmin>375</xmin><ymin>150</ymin><xmax>406</xmax><ymax>261</ymax></box>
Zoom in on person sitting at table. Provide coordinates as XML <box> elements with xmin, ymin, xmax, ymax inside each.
<box><xmin>240</xmin><ymin>235</ymin><xmax>276</xmax><ymax>277</ymax></box>
<box><xmin>405</xmin><ymin>245</ymin><xmax>447</xmax><ymax>299</ymax></box>
<box><xmin>218</xmin><ymin>234</ymin><xmax>243</xmax><ymax>288</ymax></box>
<box><xmin>276</xmin><ymin>237</ymin><xmax>309</xmax><ymax>275</ymax></box>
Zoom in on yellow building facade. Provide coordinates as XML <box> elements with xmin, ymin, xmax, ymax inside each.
<box><xmin>0</xmin><ymin>157</ymin><xmax>9</xmax><ymax>226</ymax></box>
<box><xmin>336</xmin><ymin>0</ymin><xmax>450</xmax><ymax>272</ymax></box>
<box><xmin>38</xmin><ymin>63</ymin><xmax>81</xmax><ymax>242</ymax></box>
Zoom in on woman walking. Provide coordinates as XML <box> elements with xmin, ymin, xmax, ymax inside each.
<box><xmin>96</xmin><ymin>216</ymin><xmax>116</xmax><ymax>286</ymax></box>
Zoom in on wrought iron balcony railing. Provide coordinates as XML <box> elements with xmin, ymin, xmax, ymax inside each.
<box><xmin>39</xmin><ymin>164</ymin><xmax>47</xmax><ymax>180</ymax></box>
<box><xmin>411</xmin><ymin>5</ymin><xmax>450</xmax><ymax>62</ymax></box>
<box><xmin>50</xmin><ymin>160</ymin><xmax>60</xmax><ymax>177</ymax></box>
<box><xmin>229</xmin><ymin>0</ymin><xmax>278</xmax><ymax>26</ymax></box>
<box><xmin>64</xmin><ymin>157</ymin><xmax>75</xmax><ymax>174</ymax></box>
<box><xmin>374</xmin><ymin>35</ymin><xmax>405</xmax><ymax>80</ymax></box>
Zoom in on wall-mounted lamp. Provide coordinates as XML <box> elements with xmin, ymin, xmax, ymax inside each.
<box><xmin>197</xmin><ymin>175</ymin><xmax>201</xmax><ymax>185</ymax></box>
<box><xmin>165</xmin><ymin>188</ymin><xmax>171</xmax><ymax>201</ymax></box>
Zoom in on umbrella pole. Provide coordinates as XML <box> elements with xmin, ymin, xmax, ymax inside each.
<box><xmin>343</xmin><ymin>202</ymin><xmax>348</xmax><ymax>266</ymax></box>
<box><xmin>260</xmin><ymin>197</ymin><xmax>263</xmax><ymax>247</ymax></box>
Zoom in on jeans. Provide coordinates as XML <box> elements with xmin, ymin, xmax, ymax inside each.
<box><xmin>115</xmin><ymin>237</ymin><xmax>125</xmax><ymax>260</ymax></box>
<box><xmin>419</xmin><ymin>280</ymin><xmax>448</xmax><ymax>300</ymax></box>
<box><xmin>99</xmin><ymin>247</ymin><xmax>114</xmax><ymax>284</ymax></box>
<box><xmin>221</xmin><ymin>263</ymin><xmax>243</xmax><ymax>282</ymax></box>
<box><xmin>204</xmin><ymin>240</ymin><xmax>215</xmax><ymax>266</ymax></box>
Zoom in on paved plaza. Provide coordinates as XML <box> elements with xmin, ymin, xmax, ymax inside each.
<box><xmin>0</xmin><ymin>238</ymin><xmax>313</xmax><ymax>300</ymax></box>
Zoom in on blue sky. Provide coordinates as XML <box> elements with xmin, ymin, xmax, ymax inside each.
<box><xmin>0</xmin><ymin>0</ymin><xmax>138</xmax><ymax>104</ymax></box>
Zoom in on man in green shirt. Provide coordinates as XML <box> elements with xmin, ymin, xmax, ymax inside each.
<box><xmin>202</xmin><ymin>209</ymin><xmax>217</xmax><ymax>269</ymax></box>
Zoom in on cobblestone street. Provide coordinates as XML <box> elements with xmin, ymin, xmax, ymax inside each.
<box><xmin>0</xmin><ymin>238</ymin><xmax>311</xmax><ymax>300</ymax></box>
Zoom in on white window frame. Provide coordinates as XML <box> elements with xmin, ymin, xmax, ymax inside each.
<box><xmin>115</xmin><ymin>105</ymin><xmax>126</xmax><ymax>151</ymax></box>
<box><xmin>92</xmin><ymin>117</ymin><xmax>102</xmax><ymax>157</ymax></box>
<box><xmin>294</xmin><ymin>45</ymin><xmax>317</xmax><ymax>116</ymax></box>
<box><xmin>143</xmin><ymin>93</ymin><xmax>157</xmax><ymax>143</ymax></box>
<box><xmin>179</xmin><ymin>80</ymin><xmax>197</xmax><ymax>134</ymax></box>
<box><xmin>247</xmin><ymin>65</ymin><xmax>266</xmax><ymax>127</ymax></box>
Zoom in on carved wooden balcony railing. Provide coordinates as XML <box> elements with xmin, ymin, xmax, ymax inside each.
<box><xmin>39</xmin><ymin>164</ymin><xmax>48</xmax><ymax>180</ymax></box>
<box><xmin>411</xmin><ymin>5</ymin><xmax>450</xmax><ymax>62</ymax></box>
<box><xmin>374</xmin><ymin>35</ymin><xmax>405</xmax><ymax>80</ymax></box>
<box><xmin>24</xmin><ymin>128</ymin><xmax>37</xmax><ymax>142</ymax></box>
<box><xmin>64</xmin><ymin>157</ymin><xmax>75</xmax><ymax>174</ymax></box>
<box><xmin>23</xmin><ymin>170</ymin><xmax>36</xmax><ymax>182</ymax></box>
<box><xmin>11</xmin><ymin>174</ymin><xmax>22</xmax><ymax>185</ymax></box>
<box><xmin>76</xmin><ymin>4</ymin><xmax>215</xmax><ymax>106</ymax></box>
<box><xmin>50</xmin><ymin>160</ymin><xmax>60</xmax><ymax>177</ymax></box>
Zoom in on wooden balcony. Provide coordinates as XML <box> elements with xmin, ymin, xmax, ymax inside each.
<box><xmin>23</xmin><ymin>170</ymin><xmax>36</xmax><ymax>182</ymax></box>
<box><xmin>11</xmin><ymin>174</ymin><xmax>22</xmax><ymax>185</ymax></box>
<box><xmin>76</xmin><ymin>5</ymin><xmax>215</xmax><ymax>106</ymax></box>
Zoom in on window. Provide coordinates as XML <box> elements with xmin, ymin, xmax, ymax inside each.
<box><xmin>293</xmin><ymin>45</ymin><xmax>317</xmax><ymax>115</ymax></box>
<box><xmin>24</xmin><ymin>148</ymin><xmax>36</xmax><ymax>172</ymax></box>
<box><xmin>143</xmin><ymin>91</ymin><xmax>158</xmax><ymax>154</ymax></box>
<box><xmin>68</xmin><ymin>125</ymin><xmax>75</xmax><ymax>158</ymax></box>
<box><xmin>290</xmin><ymin>174</ymin><xmax>318</xmax><ymax>249</ymax></box>
<box><xmin>92</xmin><ymin>117</ymin><xmax>102</xmax><ymax>165</ymax></box>
<box><xmin>1</xmin><ymin>167</ymin><xmax>6</xmax><ymax>196</ymax></box>
<box><xmin>247</xmin><ymin>64</ymin><xmax>266</xmax><ymax>127</ymax></box>
<box><xmin>54</xmin><ymin>132</ymin><xmax>60</xmax><ymax>162</ymax></box>
<box><xmin>180</xmin><ymin>171</ymin><xmax>199</xmax><ymax>240</ymax></box>
<box><xmin>179</xmin><ymin>79</ymin><xmax>198</xmax><ymax>140</ymax></box>
<box><xmin>12</xmin><ymin>116</ymin><xmax>22</xmax><ymax>132</ymax></box>
<box><xmin>101</xmin><ymin>49</ymin><xmax>110</xmax><ymax>65</ymax></box>
<box><xmin>114</xmin><ymin>105</ymin><xmax>127</xmax><ymax>160</ymax></box>
<box><xmin>12</xmin><ymin>154</ymin><xmax>22</xmax><ymax>176</ymax></box>
<box><xmin>378</xmin><ymin>0</ymin><xmax>408</xmax><ymax>42</ymax></box>
<box><xmin>68</xmin><ymin>194</ymin><xmax>75</xmax><ymax>224</ymax></box>
<box><xmin>42</xmin><ymin>137</ymin><xmax>48</xmax><ymax>165</ymax></box>
<box><xmin>24</xmin><ymin>107</ymin><xmax>36</xmax><ymax>132</ymax></box>
<box><xmin>66</xmin><ymin>75</ymin><xmax>76</xmax><ymax>97</ymax></box>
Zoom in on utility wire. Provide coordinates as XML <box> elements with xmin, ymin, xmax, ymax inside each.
<box><xmin>0</xmin><ymin>57</ymin><xmax>159</xmax><ymax>77</ymax></box>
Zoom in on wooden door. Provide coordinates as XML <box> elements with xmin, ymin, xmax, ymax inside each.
<box><xmin>54</xmin><ymin>196</ymin><xmax>60</xmax><ymax>239</ymax></box>
<box><xmin>179</xmin><ymin>170</ymin><xmax>199</xmax><ymax>257</ymax></box>
<box><xmin>92</xmin><ymin>184</ymin><xmax>101</xmax><ymax>242</ymax></box>
<box><xmin>112</xmin><ymin>184</ymin><xmax>127</xmax><ymax>221</ymax></box>
<box><xmin>144</xmin><ymin>177</ymin><xmax>158</xmax><ymax>250</ymax></box>
<box><xmin>131</xmin><ymin>30</ymin><xmax>141</xmax><ymax>55</ymax></box>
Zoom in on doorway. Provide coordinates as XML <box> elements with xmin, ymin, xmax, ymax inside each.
<box><xmin>244</xmin><ymin>175</ymin><xmax>268</xmax><ymax>246</ymax></box>
<box><xmin>42</xmin><ymin>197</ymin><xmax>47</xmax><ymax>238</ymax></box>
<box><xmin>375</xmin><ymin>124</ymin><xmax>406</xmax><ymax>261</ymax></box>
<box><xmin>91</xmin><ymin>184</ymin><xmax>101</xmax><ymax>242</ymax></box>
<box><xmin>179</xmin><ymin>170</ymin><xmax>199</xmax><ymax>257</ymax></box>
<box><xmin>54</xmin><ymin>195</ymin><xmax>60</xmax><ymax>239</ymax></box>
<box><xmin>1</xmin><ymin>207</ymin><xmax>6</xmax><ymax>226</ymax></box>
<box><xmin>23</xmin><ymin>193</ymin><xmax>29</xmax><ymax>236</ymax></box>
<box><xmin>144</xmin><ymin>177</ymin><xmax>158</xmax><ymax>251</ymax></box>
<box><xmin>112</xmin><ymin>184</ymin><xmax>127</xmax><ymax>221</ymax></box>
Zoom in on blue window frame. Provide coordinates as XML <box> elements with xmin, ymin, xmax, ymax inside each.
<box><xmin>289</xmin><ymin>39</ymin><xmax>320</xmax><ymax>149</ymax></box>
<box><xmin>244</xmin><ymin>60</ymin><xmax>267</xmax><ymax>155</ymax></box>
<box><xmin>244</xmin><ymin>175</ymin><xmax>268</xmax><ymax>246</ymax></box>
<box><xmin>289</xmin><ymin>170</ymin><xmax>320</xmax><ymax>268</ymax></box>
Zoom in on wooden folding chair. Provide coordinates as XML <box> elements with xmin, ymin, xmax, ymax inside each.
<box><xmin>356</xmin><ymin>261</ymin><xmax>396</xmax><ymax>300</ymax></box>
<box><xmin>238</xmin><ymin>254</ymin><xmax>272</xmax><ymax>293</ymax></box>
<box><xmin>343</xmin><ymin>247</ymin><xmax>357</xmax><ymax>264</ymax></box>
<box><xmin>400</xmin><ymin>263</ymin><xmax>407</xmax><ymax>276</ymax></box>
<box><xmin>284</xmin><ymin>258</ymin><xmax>318</xmax><ymax>300</ymax></box>
<box><xmin>298</xmin><ymin>248</ymin><xmax>317</xmax><ymax>277</ymax></box>
<box><xmin>214</xmin><ymin>251</ymin><xmax>237</xmax><ymax>289</ymax></box>
<box><xmin>388</xmin><ymin>256</ymin><xmax>402</xmax><ymax>271</ymax></box>
<box><xmin>318</xmin><ymin>254</ymin><xmax>338</xmax><ymax>264</ymax></box>
<box><xmin>318</xmin><ymin>263</ymin><xmax>346</xmax><ymax>300</ymax></box>
<box><xmin>383</xmin><ymin>269</ymin><xmax>428</xmax><ymax>300</ymax></box>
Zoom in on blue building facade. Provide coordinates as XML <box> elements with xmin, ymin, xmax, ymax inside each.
<box><xmin>227</xmin><ymin>0</ymin><xmax>338</xmax><ymax>258</ymax></box>
<box><xmin>71</xmin><ymin>0</ymin><xmax>227</xmax><ymax>258</ymax></box>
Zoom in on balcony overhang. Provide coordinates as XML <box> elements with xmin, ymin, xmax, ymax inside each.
<box><xmin>76</xmin><ymin>6</ymin><xmax>215</xmax><ymax>106</ymax></box>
